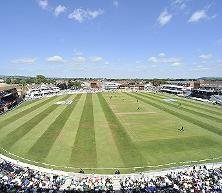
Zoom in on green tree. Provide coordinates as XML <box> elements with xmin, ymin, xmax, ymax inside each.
<box><xmin>11</xmin><ymin>78</ymin><xmax>20</xmax><ymax>84</ymax></box>
<box><xmin>5</xmin><ymin>78</ymin><xmax>11</xmax><ymax>84</ymax></box>
<box><xmin>67</xmin><ymin>80</ymin><xmax>74</xmax><ymax>88</ymax></box>
<box><xmin>35</xmin><ymin>75</ymin><xmax>47</xmax><ymax>84</ymax></box>
<box><xmin>20</xmin><ymin>79</ymin><xmax>27</xmax><ymax>86</ymax></box>
<box><xmin>73</xmin><ymin>81</ymin><xmax>81</xmax><ymax>88</ymax></box>
<box><xmin>152</xmin><ymin>79</ymin><xmax>166</xmax><ymax>86</ymax></box>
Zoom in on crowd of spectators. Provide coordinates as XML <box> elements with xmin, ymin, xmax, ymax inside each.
<box><xmin>0</xmin><ymin>158</ymin><xmax>114</xmax><ymax>193</ymax></box>
<box><xmin>120</xmin><ymin>165</ymin><xmax>222</xmax><ymax>193</ymax></box>
<box><xmin>1</xmin><ymin>156</ymin><xmax>222</xmax><ymax>193</ymax></box>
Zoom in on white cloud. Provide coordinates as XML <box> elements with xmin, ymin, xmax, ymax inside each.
<box><xmin>72</xmin><ymin>56</ymin><xmax>86</xmax><ymax>65</ymax></box>
<box><xmin>199</xmin><ymin>54</ymin><xmax>212</xmax><ymax>60</ymax></box>
<box><xmin>71</xmin><ymin>51</ymin><xmax>106</xmax><ymax>65</ymax></box>
<box><xmin>37</xmin><ymin>0</ymin><xmax>48</xmax><ymax>10</ymax></box>
<box><xmin>113</xmin><ymin>1</ymin><xmax>119</xmax><ymax>8</ymax></box>
<box><xmin>171</xmin><ymin>0</ymin><xmax>187</xmax><ymax>10</ymax></box>
<box><xmin>90</xmin><ymin>56</ymin><xmax>103</xmax><ymax>63</ymax></box>
<box><xmin>11</xmin><ymin>58</ymin><xmax>37</xmax><ymax>64</ymax></box>
<box><xmin>87</xmin><ymin>9</ymin><xmax>104</xmax><ymax>19</ymax></box>
<box><xmin>157</xmin><ymin>9</ymin><xmax>173</xmax><ymax>26</ymax></box>
<box><xmin>148</xmin><ymin>57</ymin><xmax>158</xmax><ymax>63</ymax></box>
<box><xmin>158</xmin><ymin>53</ymin><xmax>166</xmax><ymax>57</ymax></box>
<box><xmin>148</xmin><ymin>53</ymin><xmax>181</xmax><ymax>66</ymax></box>
<box><xmin>46</xmin><ymin>55</ymin><xmax>65</xmax><ymax>63</ymax></box>
<box><xmin>68</xmin><ymin>8</ymin><xmax>104</xmax><ymax>23</ymax></box>
<box><xmin>54</xmin><ymin>5</ymin><xmax>66</xmax><ymax>16</ymax></box>
<box><xmin>68</xmin><ymin>9</ymin><xmax>86</xmax><ymax>23</ymax></box>
<box><xmin>171</xmin><ymin>62</ymin><xmax>181</xmax><ymax>66</ymax></box>
<box><xmin>188</xmin><ymin>10</ymin><xmax>208</xmax><ymax>22</ymax></box>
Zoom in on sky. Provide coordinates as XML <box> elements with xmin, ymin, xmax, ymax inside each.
<box><xmin>0</xmin><ymin>0</ymin><xmax>222</xmax><ymax>79</ymax></box>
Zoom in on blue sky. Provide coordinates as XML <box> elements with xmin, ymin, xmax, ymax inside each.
<box><xmin>0</xmin><ymin>0</ymin><xmax>222</xmax><ymax>78</ymax></box>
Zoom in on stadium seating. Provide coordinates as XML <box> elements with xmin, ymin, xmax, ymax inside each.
<box><xmin>1</xmin><ymin>156</ymin><xmax>222</xmax><ymax>193</ymax></box>
<box><xmin>0</xmin><ymin>88</ymin><xmax>20</xmax><ymax>114</ymax></box>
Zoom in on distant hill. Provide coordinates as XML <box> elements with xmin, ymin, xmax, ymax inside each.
<box><xmin>198</xmin><ymin>77</ymin><xmax>222</xmax><ymax>80</ymax></box>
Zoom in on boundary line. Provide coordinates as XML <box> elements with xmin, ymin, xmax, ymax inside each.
<box><xmin>1</xmin><ymin>147</ymin><xmax>222</xmax><ymax>171</ymax></box>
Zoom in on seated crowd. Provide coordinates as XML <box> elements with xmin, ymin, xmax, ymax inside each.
<box><xmin>0</xmin><ymin>158</ymin><xmax>114</xmax><ymax>193</ymax></box>
<box><xmin>120</xmin><ymin>165</ymin><xmax>222</xmax><ymax>193</ymax></box>
<box><xmin>1</xmin><ymin>156</ymin><xmax>222</xmax><ymax>193</ymax></box>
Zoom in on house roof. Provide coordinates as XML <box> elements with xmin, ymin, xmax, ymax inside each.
<box><xmin>0</xmin><ymin>83</ymin><xmax>15</xmax><ymax>91</ymax></box>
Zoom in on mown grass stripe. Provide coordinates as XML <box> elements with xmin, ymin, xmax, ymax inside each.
<box><xmin>126</xmin><ymin>92</ymin><xmax>222</xmax><ymax>136</ymax></box>
<box><xmin>138</xmin><ymin>92</ymin><xmax>222</xmax><ymax>125</ymax></box>
<box><xmin>28</xmin><ymin>94</ymin><xmax>82</xmax><ymax>161</ymax></box>
<box><xmin>69</xmin><ymin>93</ymin><xmax>97</xmax><ymax>168</ymax></box>
<box><xmin>147</xmin><ymin>92</ymin><xmax>222</xmax><ymax>117</ymax></box>
<box><xmin>44</xmin><ymin>94</ymin><xmax>86</xmax><ymax>166</ymax></box>
<box><xmin>93</xmin><ymin>94</ymin><xmax>124</xmax><ymax>168</ymax></box>
<box><xmin>0</xmin><ymin>96</ymin><xmax>57</xmax><ymax>130</ymax></box>
<box><xmin>162</xmin><ymin>92</ymin><xmax>222</xmax><ymax>115</ymax></box>
<box><xmin>0</xmin><ymin>95</ymin><xmax>71</xmax><ymax>150</ymax></box>
<box><xmin>139</xmin><ymin>93</ymin><xmax>222</xmax><ymax>123</ymax></box>
<box><xmin>0</xmin><ymin>99</ymin><xmax>40</xmax><ymax>120</ymax></box>
<box><xmin>97</xmin><ymin>93</ymin><xmax>146</xmax><ymax>167</ymax></box>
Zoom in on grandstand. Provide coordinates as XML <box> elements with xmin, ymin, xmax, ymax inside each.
<box><xmin>1</xmin><ymin>155</ymin><xmax>222</xmax><ymax>192</ymax></box>
<box><xmin>191</xmin><ymin>89</ymin><xmax>221</xmax><ymax>100</ymax></box>
<box><xmin>160</xmin><ymin>85</ymin><xmax>185</xmax><ymax>95</ymax></box>
<box><xmin>26</xmin><ymin>84</ymin><xmax>60</xmax><ymax>99</ymax></box>
<box><xmin>0</xmin><ymin>83</ymin><xmax>20</xmax><ymax>114</ymax></box>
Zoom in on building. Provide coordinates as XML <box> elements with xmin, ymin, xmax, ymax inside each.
<box><xmin>189</xmin><ymin>80</ymin><xmax>222</xmax><ymax>102</ymax></box>
<box><xmin>118</xmin><ymin>84</ymin><xmax>128</xmax><ymax>90</ymax></box>
<box><xmin>103</xmin><ymin>82</ymin><xmax>121</xmax><ymax>90</ymax></box>
<box><xmin>89</xmin><ymin>81</ymin><xmax>102</xmax><ymax>89</ymax></box>
<box><xmin>144</xmin><ymin>82</ymin><xmax>159</xmax><ymax>92</ymax></box>
<box><xmin>198</xmin><ymin>80</ymin><xmax>222</xmax><ymax>91</ymax></box>
<box><xmin>191</xmin><ymin>89</ymin><xmax>221</xmax><ymax>100</ymax></box>
<box><xmin>165</xmin><ymin>80</ymin><xmax>191</xmax><ymax>87</ymax></box>
<box><xmin>190</xmin><ymin>81</ymin><xmax>200</xmax><ymax>89</ymax></box>
<box><xmin>210</xmin><ymin>95</ymin><xmax>222</xmax><ymax>105</ymax></box>
<box><xmin>0</xmin><ymin>83</ymin><xmax>20</xmax><ymax>114</ymax></box>
<box><xmin>26</xmin><ymin>84</ymin><xmax>60</xmax><ymax>99</ymax></box>
<box><xmin>160</xmin><ymin>85</ymin><xmax>184</xmax><ymax>95</ymax></box>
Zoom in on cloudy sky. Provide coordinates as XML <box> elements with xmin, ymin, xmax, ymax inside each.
<box><xmin>0</xmin><ymin>0</ymin><xmax>222</xmax><ymax>78</ymax></box>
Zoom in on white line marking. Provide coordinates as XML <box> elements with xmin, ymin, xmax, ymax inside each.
<box><xmin>1</xmin><ymin>147</ymin><xmax>222</xmax><ymax>170</ymax></box>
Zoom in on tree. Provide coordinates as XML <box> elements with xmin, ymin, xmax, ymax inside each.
<box><xmin>5</xmin><ymin>78</ymin><xmax>11</xmax><ymax>84</ymax></box>
<box><xmin>73</xmin><ymin>81</ymin><xmax>81</xmax><ymax>88</ymax></box>
<box><xmin>152</xmin><ymin>79</ymin><xmax>166</xmax><ymax>86</ymax></box>
<box><xmin>47</xmin><ymin>79</ymin><xmax>56</xmax><ymax>84</ymax></box>
<box><xmin>57</xmin><ymin>83</ymin><xmax>67</xmax><ymax>90</ymax></box>
<box><xmin>20</xmin><ymin>79</ymin><xmax>27</xmax><ymax>86</ymax></box>
<box><xmin>26</xmin><ymin>77</ymin><xmax>35</xmax><ymax>84</ymax></box>
<box><xmin>11</xmin><ymin>78</ymin><xmax>20</xmax><ymax>84</ymax></box>
<box><xmin>67</xmin><ymin>80</ymin><xmax>74</xmax><ymax>88</ymax></box>
<box><xmin>35</xmin><ymin>75</ymin><xmax>47</xmax><ymax>84</ymax></box>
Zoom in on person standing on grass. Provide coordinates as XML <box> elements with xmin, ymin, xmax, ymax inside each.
<box><xmin>178</xmin><ymin>126</ymin><xmax>184</xmax><ymax>132</ymax></box>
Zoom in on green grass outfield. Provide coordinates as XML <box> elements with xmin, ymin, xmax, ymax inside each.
<box><xmin>0</xmin><ymin>92</ymin><xmax>222</xmax><ymax>174</ymax></box>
